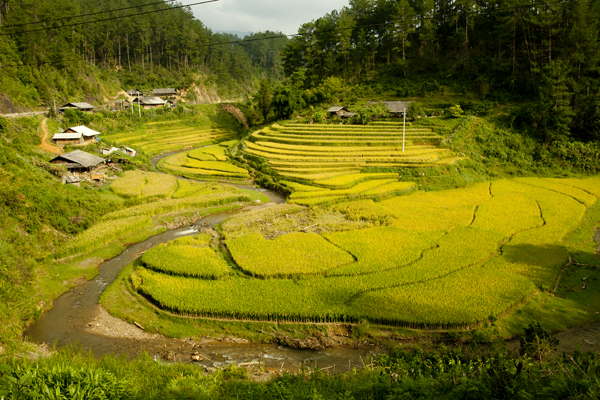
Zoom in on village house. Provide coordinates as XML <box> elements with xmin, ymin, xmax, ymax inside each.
<box><xmin>52</xmin><ymin>126</ymin><xmax>101</xmax><ymax>146</ymax></box>
<box><xmin>152</xmin><ymin>88</ymin><xmax>178</xmax><ymax>99</ymax></box>
<box><xmin>131</xmin><ymin>96</ymin><xmax>170</xmax><ymax>109</ymax></box>
<box><xmin>50</xmin><ymin>150</ymin><xmax>105</xmax><ymax>173</ymax></box>
<box><xmin>58</xmin><ymin>102</ymin><xmax>96</xmax><ymax>113</ymax></box>
<box><xmin>327</xmin><ymin>106</ymin><xmax>356</xmax><ymax>118</ymax></box>
<box><xmin>368</xmin><ymin>101</ymin><xmax>413</xmax><ymax>117</ymax></box>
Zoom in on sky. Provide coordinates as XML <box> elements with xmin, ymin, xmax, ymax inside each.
<box><xmin>179</xmin><ymin>0</ymin><xmax>349</xmax><ymax>35</ymax></box>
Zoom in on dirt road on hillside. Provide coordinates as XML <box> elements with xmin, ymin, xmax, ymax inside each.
<box><xmin>39</xmin><ymin>118</ymin><xmax>62</xmax><ymax>154</ymax></box>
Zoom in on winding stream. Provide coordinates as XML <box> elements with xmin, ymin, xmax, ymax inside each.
<box><xmin>24</xmin><ymin>147</ymin><xmax>600</xmax><ymax>368</ymax></box>
<box><xmin>25</xmin><ymin>150</ymin><xmax>383</xmax><ymax>370</ymax></box>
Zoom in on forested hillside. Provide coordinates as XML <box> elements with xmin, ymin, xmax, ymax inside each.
<box><xmin>275</xmin><ymin>0</ymin><xmax>600</xmax><ymax>143</ymax></box>
<box><xmin>0</xmin><ymin>0</ymin><xmax>287</xmax><ymax>111</ymax></box>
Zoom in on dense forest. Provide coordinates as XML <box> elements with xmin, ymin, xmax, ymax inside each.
<box><xmin>0</xmin><ymin>0</ymin><xmax>287</xmax><ymax>110</ymax></box>
<box><xmin>272</xmin><ymin>0</ymin><xmax>600</xmax><ymax>143</ymax></box>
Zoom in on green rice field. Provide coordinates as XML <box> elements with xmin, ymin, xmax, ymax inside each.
<box><xmin>128</xmin><ymin>176</ymin><xmax>600</xmax><ymax>329</ymax></box>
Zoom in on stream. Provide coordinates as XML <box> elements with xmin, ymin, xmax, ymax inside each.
<box><xmin>24</xmin><ymin>147</ymin><xmax>600</xmax><ymax>370</ymax></box>
<box><xmin>25</xmin><ymin>150</ymin><xmax>384</xmax><ymax>371</ymax></box>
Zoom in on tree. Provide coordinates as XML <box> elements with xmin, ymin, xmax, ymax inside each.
<box><xmin>408</xmin><ymin>102</ymin><xmax>426</xmax><ymax>119</ymax></box>
<box><xmin>572</xmin><ymin>95</ymin><xmax>600</xmax><ymax>142</ymax></box>
<box><xmin>319</xmin><ymin>77</ymin><xmax>344</xmax><ymax>105</ymax></box>
<box><xmin>272</xmin><ymin>85</ymin><xmax>306</xmax><ymax>119</ymax></box>
<box><xmin>353</xmin><ymin>102</ymin><xmax>388</xmax><ymax>125</ymax></box>
<box><xmin>536</xmin><ymin>60</ymin><xmax>575</xmax><ymax>142</ymax></box>
<box><xmin>448</xmin><ymin>104</ymin><xmax>464</xmax><ymax>118</ymax></box>
<box><xmin>337</xmin><ymin>8</ymin><xmax>356</xmax><ymax>79</ymax></box>
<box><xmin>256</xmin><ymin>80</ymin><xmax>272</xmax><ymax>122</ymax></box>
<box><xmin>391</xmin><ymin>0</ymin><xmax>415</xmax><ymax>77</ymax></box>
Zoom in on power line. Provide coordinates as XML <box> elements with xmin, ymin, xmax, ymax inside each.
<box><xmin>0</xmin><ymin>0</ymin><xmax>177</xmax><ymax>29</ymax></box>
<box><xmin>0</xmin><ymin>0</ymin><xmax>218</xmax><ymax>37</ymax></box>
<box><xmin>0</xmin><ymin>0</ymin><xmax>572</xmax><ymax>69</ymax></box>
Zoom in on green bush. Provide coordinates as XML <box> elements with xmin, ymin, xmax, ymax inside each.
<box><xmin>0</xmin><ymin>116</ymin><xmax>8</xmax><ymax>133</ymax></box>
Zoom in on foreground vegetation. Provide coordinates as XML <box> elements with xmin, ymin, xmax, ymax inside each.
<box><xmin>2</xmin><ymin>339</ymin><xmax>599</xmax><ymax>399</ymax></box>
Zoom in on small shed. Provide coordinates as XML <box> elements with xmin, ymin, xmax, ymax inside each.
<box><xmin>52</xmin><ymin>126</ymin><xmax>101</xmax><ymax>146</ymax></box>
<box><xmin>127</xmin><ymin>89</ymin><xmax>145</xmax><ymax>97</ymax></box>
<box><xmin>327</xmin><ymin>106</ymin><xmax>349</xmax><ymax>117</ymax></box>
<box><xmin>50</xmin><ymin>150</ymin><xmax>105</xmax><ymax>173</ymax></box>
<box><xmin>327</xmin><ymin>106</ymin><xmax>355</xmax><ymax>119</ymax></box>
<box><xmin>122</xmin><ymin>147</ymin><xmax>137</xmax><ymax>157</ymax></box>
<box><xmin>58</xmin><ymin>102</ymin><xmax>96</xmax><ymax>113</ymax></box>
<box><xmin>152</xmin><ymin>88</ymin><xmax>178</xmax><ymax>98</ymax></box>
<box><xmin>368</xmin><ymin>101</ymin><xmax>413</xmax><ymax>117</ymax></box>
<box><xmin>132</xmin><ymin>96</ymin><xmax>168</xmax><ymax>109</ymax></box>
<box><xmin>100</xmin><ymin>147</ymin><xmax>120</xmax><ymax>155</ymax></box>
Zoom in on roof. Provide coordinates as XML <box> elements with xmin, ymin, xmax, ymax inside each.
<box><xmin>65</xmin><ymin>126</ymin><xmax>101</xmax><ymax>137</ymax></box>
<box><xmin>368</xmin><ymin>101</ymin><xmax>413</xmax><ymax>113</ymax></box>
<box><xmin>60</xmin><ymin>102</ymin><xmax>95</xmax><ymax>110</ymax></box>
<box><xmin>327</xmin><ymin>106</ymin><xmax>347</xmax><ymax>113</ymax></box>
<box><xmin>127</xmin><ymin>89</ymin><xmax>145</xmax><ymax>95</ymax></box>
<box><xmin>152</xmin><ymin>88</ymin><xmax>178</xmax><ymax>95</ymax></box>
<box><xmin>51</xmin><ymin>150</ymin><xmax>105</xmax><ymax>168</ymax></box>
<box><xmin>133</xmin><ymin>96</ymin><xmax>167</xmax><ymax>105</ymax></box>
<box><xmin>340</xmin><ymin>112</ymin><xmax>357</xmax><ymax>118</ymax></box>
<box><xmin>53</xmin><ymin>132</ymin><xmax>82</xmax><ymax>140</ymax></box>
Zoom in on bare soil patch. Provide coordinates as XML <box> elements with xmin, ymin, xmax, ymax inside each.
<box><xmin>39</xmin><ymin>118</ymin><xmax>62</xmax><ymax>154</ymax></box>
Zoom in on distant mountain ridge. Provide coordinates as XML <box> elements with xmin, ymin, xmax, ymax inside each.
<box><xmin>217</xmin><ymin>30</ymin><xmax>254</xmax><ymax>38</ymax></box>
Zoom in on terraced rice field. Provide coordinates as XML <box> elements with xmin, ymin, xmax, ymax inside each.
<box><xmin>105</xmin><ymin>119</ymin><xmax>236</xmax><ymax>156</ymax></box>
<box><xmin>64</xmin><ymin>177</ymin><xmax>257</xmax><ymax>256</ymax></box>
<box><xmin>158</xmin><ymin>142</ymin><xmax>250</xmax><ymax>181</ymax></box>
<box><xmin>129</xmin><ymin>176</ymin><xmax>600</xmax><ymax>329</ymax></box>
<box><xmin>110</xmin><ymin>171</ymin><xmax>177</xmax><ymax>199</ymax></box>
<box><xmin>243</xmin><ymin>121</ymin><xmax>458</xmax><ymax>205</ymax></box>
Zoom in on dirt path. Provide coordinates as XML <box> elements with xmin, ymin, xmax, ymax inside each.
<box><xmin>39</xmin><ymin>118</ymin><xmax>62</xmax><ymax>154</ymax></box>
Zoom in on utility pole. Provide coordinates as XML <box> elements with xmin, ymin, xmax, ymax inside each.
<box><xmin>402</xmin><ymin>107</ymin><xmax>406</xmax><ymax>152</ymax></box>
<box><xmin>139</xmin><ymin>100</ymin><xmax>141</xmax><ymax>118</ymax></box>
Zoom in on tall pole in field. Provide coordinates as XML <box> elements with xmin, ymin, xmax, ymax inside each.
<box><xmin>402</xmin><ymin>108</ymin><xmax>406</xmax><ymax>152</ymax></box>
<box><xmin>138</xmin><ymin>100</ymin><xmax>141</xmax><ymax>118</ymax></box>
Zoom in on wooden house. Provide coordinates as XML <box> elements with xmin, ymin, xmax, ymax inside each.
<box><xmin>152</xmin><ymin>88</ymin><xmax>178</xmax><ymax>98</ymax></box>
<box><xmin>368</xmin><ymin>101</ymin><xmax>413</xmax><ymax>117</ymax></box>
<box><xmin>58</xmin><ymin>102</ymin><xmax>95</xmax><ymax>113</ymax></box>
<box><xmin>327</xmin><ymin>106</ymin><xmax>348</xmax><ymax>116</ymax></box>
<box><xmin>50</xmin><ymin>150</ymin><xmax>105</xmax><ymax>173</ymax></box>
<box><xmin>52</xmin><ymin>126</ymin><xmax>101</xmax><ymax>146</ymax></box>
<box><xmin>132</xmin><ymin>96</ymin><xmax>168</xmax><ymax>109</ymax></box>
<box><xmin>327</xmin><ymin>106</ymin><xmax>356</xmax><ymax>118</ymax></box>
